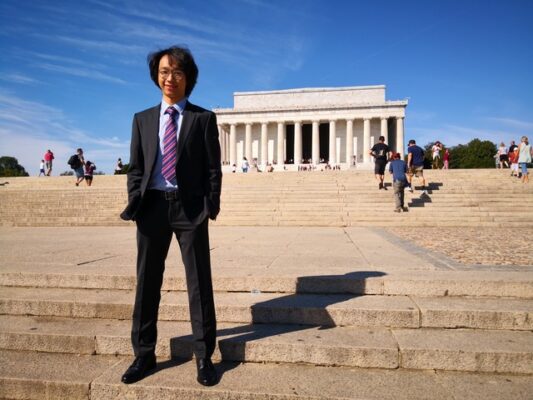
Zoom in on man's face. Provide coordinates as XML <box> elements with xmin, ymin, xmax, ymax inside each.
<box><xmin>158</xmin><ymin>54</ymin><xmax>187</xmax><ymax>103</ymax></box>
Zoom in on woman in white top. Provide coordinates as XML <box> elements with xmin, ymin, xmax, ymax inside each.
<box><xmin>431</xmin><ymin>141</ymin><xmax>442</xmax><ymax>169</ymax></box>
<box><xmin>498</xmin><ymin>142</ymin><xmax>509</xmax><ymax>169</ymax></box>
<box><xmin>241</xmin><ymin>157</ymin><xmax>249</xmax><ymax>173</ymax></box>
<box><xmin>518</xmin><ymin>136</ymin><xmax>532</xmax><ymax>184</ymax></box>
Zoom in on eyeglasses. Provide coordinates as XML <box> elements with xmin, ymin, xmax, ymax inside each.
<box><xmin>158</xmin><ymin>70</ymin><xmax>185</xmax><ymax>80</ymax></box>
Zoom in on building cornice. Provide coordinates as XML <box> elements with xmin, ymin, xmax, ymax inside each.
<box><xmin>213</xmin><ymin>100</ymin><xmax>408</xmax><ymax>115</ymax></box>
<box><xmin>233</xmin><ymin>85</ymin><xmax>387</xmax><ymax>97</ymax></box>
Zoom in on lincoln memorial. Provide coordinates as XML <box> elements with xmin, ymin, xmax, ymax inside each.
<box><xmin>214</xmin><ymin>85</ymin><xmax>408</xmax><ymax>170</ymax></box>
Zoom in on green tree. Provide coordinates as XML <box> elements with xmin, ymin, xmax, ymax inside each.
<box><xmin>449</xmin><ymin>139</ymin><xmax>496</xmax><ymax>169</ymax></box>
<box><xmin>0</xmin><ymin>156</ymin><xmax>29</xmax><ymax>177</ymax></box>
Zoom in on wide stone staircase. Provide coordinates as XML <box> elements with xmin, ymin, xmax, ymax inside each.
<box><xmin>0</xmin><ymin>170</ymin><xmax>532</xmax><ymax>399</ymax></box>
<box><xmin>0</xmin><ymin>247</ymin><xmax>532</xmax><ymax>399</ymax></box>
<box><xmin>0</xmin><ymin>169</ymin><xmax>532</xmax><ymax>227</ymax></box>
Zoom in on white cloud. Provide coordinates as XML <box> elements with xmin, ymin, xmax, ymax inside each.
<box><xmin>30</xmin><ymin>51</ymin><xmax>109</xmax><ymax>69</ymax></box>
<box><xmin>0</xmin><ymin>73</ymin><xmax>41</xmax><ymax>85</ymax></box>
<box><xmin>0</xmin><ymin>92</ymin><xmax>129</xmax><ymax>175</ymax></box>
<box><xmin>50</xmin><ymin>35</ymin><xmax>145</xmax><ymax>54</ymax></box>
<box><xmin>485</xmin><ymin>117</ymin><xmax>533</xmax><ymax>131</ymax></box>
<box><xmin>38</xmin><ymin>63</ymin><xmax>127</xmax><ymax>85</ymax></box>
<box><xmin>0</xmin><ymin>128</ymin><xmax>72</xmax><ymax>176</ymax></box>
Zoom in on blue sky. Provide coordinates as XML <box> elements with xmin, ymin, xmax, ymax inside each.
<box><xmin>1</xmin><ymin>0</ymin><xmax>532</xmax><ymax>174</ymax></box>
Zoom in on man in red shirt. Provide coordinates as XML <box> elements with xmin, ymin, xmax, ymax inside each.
<box><xmin>44</xmin><ymin>149</ymin><xmax>54</xmax><ymax>176</ymax></box>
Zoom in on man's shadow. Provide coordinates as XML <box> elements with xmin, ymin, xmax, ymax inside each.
<box><xmin>169</xmin><ymin>271</ymin><xmax>386</xmax><ymax>380</ymax></box>
<box><xmin>407</xmin><ymin>182</ymin><xmax>443</xmax><ymax>207</ymax></box>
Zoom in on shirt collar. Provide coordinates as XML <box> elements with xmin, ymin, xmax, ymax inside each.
<box><xmin>161</xmin><ymin>98</ymin><xmax>188</xmax><ymax>116</ymax></box>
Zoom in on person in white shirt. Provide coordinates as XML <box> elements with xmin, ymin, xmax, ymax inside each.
<box><xmin>431</xmin><ymin>141</ymin><xmax>442</xmax><ymax>169</ymax></box>
<box><xmin>39</xmin><ymin>160</ymin><xmax>45</xmax><ymax>176</ymax></box>
<box><xmin>498</xmin><ymin>142</ymin><xmax>509</xmax><ymax>169</ymax></box>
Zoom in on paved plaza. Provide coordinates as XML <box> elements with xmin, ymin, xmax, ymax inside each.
<box><xmin>1</xmin><ymin>225</ymin><xmax>532</xmax><ymax>282</ymax></box>
<box><xmin>1</xmin><ymin>224</ymin><xmax>532</xmax><ymax>399</ymax></box>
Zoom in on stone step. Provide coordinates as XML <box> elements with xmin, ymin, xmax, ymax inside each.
<box><xmin>0</xmin><ymin>350</ymin><xmax>120</xmax><ymax>400</ymax></box>
<box><xmin>0</xmin><ymin>287</ymin><xmax>531</xmax><ymax>330</ymax></box>
<box><xmin>1</xmin><ymin>315</ymin><xmax>531</xmax><ymax>374</ymax></box>
<box><xmin>3</xmin><ymin>190</ymin><xmax>532</xmax><ymax>197</ymax></box>
<box><xmin>1</xmin><ymin>350</ymin><xmax>531</xmax><ymax>400</ymax></box>
<box><xmin>2</xmin><ymin>269</ymin><xmax>531</xmax><ymax>298</ymax></box>
<box><xmin>2</xmin><ymin>171</ymin><xmax>532</xmax><ymax>228</ymax></box>
<box><xmin>3</xmin><ymin>220</ymin><xmax>529</xmax><ymax>228</ymax></box>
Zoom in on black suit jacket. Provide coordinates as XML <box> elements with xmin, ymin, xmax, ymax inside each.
<box><xmin>120</xmin><ymin>101</ymin><xmax>222</xmax><ymax>222</ymax></box>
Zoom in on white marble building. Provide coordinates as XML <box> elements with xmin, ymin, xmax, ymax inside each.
<box><xmin>214</xmin><ymin>85</ymin><xmax>408</xmax><ymax>170</ymax></box>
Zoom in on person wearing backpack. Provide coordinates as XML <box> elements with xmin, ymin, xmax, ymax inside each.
<box><xmin>68</xmin><ymin>148</ymin><xmax>85</xmax><ymax>186</ymax></box>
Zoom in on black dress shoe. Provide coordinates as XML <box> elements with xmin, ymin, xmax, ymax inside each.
<box><xmin>121</xmin><ymin>354</ymin><xmax>156</xmax><ymax>384</ymax></box>
<box><xmin>196</xmin><ymin>358</ymin><xmax>218</xmax><ymax>386</ymax></box>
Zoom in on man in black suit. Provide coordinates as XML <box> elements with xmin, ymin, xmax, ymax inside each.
<box><xmin>120</xmin><ymin>46</ymin><xmax>222</xmax><ymax>386</ymax></box>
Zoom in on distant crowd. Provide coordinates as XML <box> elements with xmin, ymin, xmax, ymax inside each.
<box><xmin>39</xmin><ymin>148</ymin><xmax>127</xmax><ymax>186</ymax></box>
<box><xmin>37</xmin><ymin>136</ymin><xmax>531</xmax><ymax>191</ymax></box>
<box><xmin>495</xmin><ymin>136</ymin><xmax>532</xmax><ymax>184</ymax></box>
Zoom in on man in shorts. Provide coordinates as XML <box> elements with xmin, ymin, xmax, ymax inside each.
<box><xmin>369</xmin><ymin>136</ymin><xmax>391</xmax><ymax>190</ymax></box>
<box><xmin>406</xmin><ymin>139</ymin><xmax>427</xmax><ymax>194</ymax></box>
<box><xmin>73</xmin><ymin>148</ymin><xmax>85</xmax><ymax>186</ymax></box>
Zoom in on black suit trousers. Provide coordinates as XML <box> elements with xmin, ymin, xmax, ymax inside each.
<box><xmin>131</xmin><ymin>190</ymin><xmax>216</xmax><ymax>359</ymax></box>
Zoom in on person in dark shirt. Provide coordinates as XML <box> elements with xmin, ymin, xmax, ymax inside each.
<box><xmin>369</xmin><ymin>136</ymin><xmax>391</xmax><ymax>190</ymax></box>
<box><xmin>389</xmin><ymin>152</ymin><xmax>408</xmax><ymax>212</ymax></box>
<box><xmin>406</xmin><ymin>139</ymin><xmax>427</xmax><ymax>194</ymax></box>
<box><xmin>508</xmin><ymin>140</ymin><xmax>518</xmax><ymax>155</ymax></box>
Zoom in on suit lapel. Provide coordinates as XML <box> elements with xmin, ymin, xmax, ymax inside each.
<box><xmin>176</xmin><ymin>101</ymin><xmax>195</xmax><ymax>163</ymax></box>
<box><xmin>145</xmin><ymin>104</ymin><xmax>161</xmax><ymax>178</ymax></box>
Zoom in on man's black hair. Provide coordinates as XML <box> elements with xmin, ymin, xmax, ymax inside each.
<box><xmin>147</xmin><ymin>46</ymin><xmax>198</xmax><ymax>97</ymax></box>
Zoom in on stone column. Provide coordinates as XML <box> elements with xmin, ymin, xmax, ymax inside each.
<box><xmin>245</xmin><ymin>123</ymin><xmax>252</xmax><ymax>162</ymax></box>
<box><xmin>217</xmin><ymin>125</ymin><xmax>224</xmax><ymax>163</ymax></box>
<box><xmin>277</xmin><ymin>122</ymin><xmax>285</xmax><ymax>165</ymax></box>
<box><xmin>294</xmin><ymin>121</ymin><xmax>302</xmax><ymax>165</ymax></box>
<box><xmin>396</xmin><ymin>117</ymin><xmax>404</xmax><ymax>156</ymax></box>
<box><xmin>261</xmin><ymin>122</ymin><xmax>268</xmax><ymax>166</ymax></box>
<box><xmin>329</xmin><ymin>120</ymin><xmax>336</xmax><ymax>164</ymax></box>
<box><xmin>381</xmin><ymin>118</ymin><xmax>388</xmax><ymax>144</ymax></box>
<box><xmin>312</xmin><ymin>121</ymin><xmax>320</xmax><ymax>164</ymax></box>
<box><xmin>363</xmin><ymin>118</ymin><xmax>370</xmax><ymax>164</ymax></box>
<box><xmin>346</xmin><ymin>119</ymin><xmax>353</xmax><ymax>166</ymax></box>
<box><xmin>229</xmin><ymin>123</ymin><xmax>236</xmax><ymax>166</ymax></box>
<box><xmin>225</xmin><ymin>130</ymin><xmax>230</xmax><ymax>163</ymax></box>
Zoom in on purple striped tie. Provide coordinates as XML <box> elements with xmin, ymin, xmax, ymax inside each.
<box><xmin>162</xmin><ymin>106</ymin><xmax>178</xmax><ymax>182</ymax></box>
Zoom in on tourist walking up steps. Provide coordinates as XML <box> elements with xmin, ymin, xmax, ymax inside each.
<box><xmin>369</xmin><ymin>135</ymin><xmax>391</xmax><ymax>190</ymax></box>
<box><xmin>241</xmin><ymin>157</ymin><xmax>249</xmax><ymax>173</ymax></box>
<box><xmin>120</xmin><ymin>46</ymin><xmax>221</xmax><ymax>387</ymax></box>
<box><xmin>39</xmin><ymin>160</ymin><xmax>45</xmax><ymax>176</ymax></box>
<box><xmin>68</xmin><ymin>148</ymin><xmax>85</xmax><ymax>186</ymax></box>
<box><xmin>84</xmin><ymin>160</ymin><xmax>96</xmax><ymax>186</ymax></box>
<box><xmin>509</xmin><ymin>145</ymin><xmax>519</xmax><ymax>178</ymax></box>
<box><xmin>431</xmin><ymin>141</ymin><xmax>442</xmax><ymax>169</ymax></box>
<box><xmin>518</xmin><ymin>136</ymin><xmax>532</xmax><ymax>184</ymax></box>
<box><xmin>114</xmin><ymin>158</ymin><xmax>124</xmax><ymax>175</ymax></box>
<box><xmin>498</xmin><ymin>142</ymin><xmax>509</xmax><ymax>169</ymax></box>
<box><xmin>443</xmin><ymin>148</ymin><xmax>450</xmax><ymax>169</ymax></box>
<box><xmin>44</xmin><ymin>149</ymin><xmax>54</xmax><ymax>176</ymax></box>
<box><xmin>389</xmin><ymin>152</ymin><xmax>409</xmax><ymax>212</ymax></box>
<box><xmin>406</xmin><ymin>139</ymin><xmax>427</xmax><ymax>194</ymax></box>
